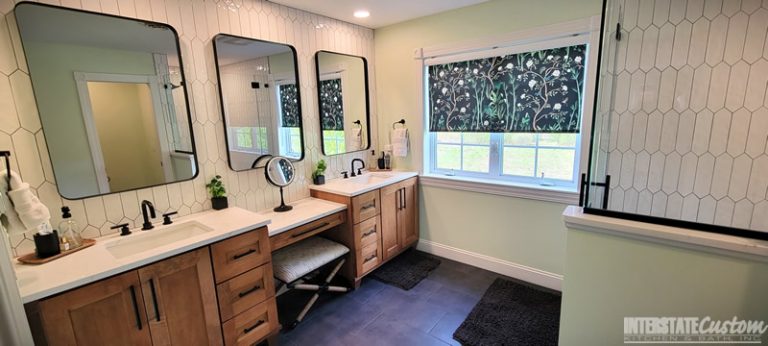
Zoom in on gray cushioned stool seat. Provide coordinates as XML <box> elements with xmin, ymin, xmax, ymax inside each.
<box><xmin>272</xmin><ymin>237</ymin><xmax>349</xmax><ymax>283</ymax></box>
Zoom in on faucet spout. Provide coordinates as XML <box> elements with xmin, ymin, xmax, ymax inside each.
<box><xmin>350</xmin><ymin>158</ymin><xmax>366</xmax><ymax>177</ymax></box>
<box><xmin>141</xmin><ymin>200</ymin><xmax>156</xmax><ymax>230</ymax></box>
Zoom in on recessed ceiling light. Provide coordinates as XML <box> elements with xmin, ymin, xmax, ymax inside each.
<box><xmin>353</xmin><ymin>10</ymin><xmax>370</xmax><ymax>18</ymax></box>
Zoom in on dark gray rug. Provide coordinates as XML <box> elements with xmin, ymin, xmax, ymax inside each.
<box><xmin>369</xmin><ymin>250</ymin><xmax>440</xmax><ymax>290</ymax></box>
<box><xmin>453</xmin><ymin>278</ymin><xmax>561</xmax><ymax>346</ymax></box>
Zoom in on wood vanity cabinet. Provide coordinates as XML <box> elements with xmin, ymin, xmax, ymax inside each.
<box><xmin>380</xmin><ymin>177</ymin><xmax>418</xmax><ymax>260</ymax></box>
<box><xmin>311</xmin><ymin>176</ymin><xmax>419</xmax><ymax>286</ymax></box>
<box><xmin>27</xmin><ymin>226</ymin><xmax>278</xmax><ymax>346</ymax></box>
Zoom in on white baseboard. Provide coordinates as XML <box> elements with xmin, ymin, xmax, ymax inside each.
<box><xmin>416</xmin><ymin>239</ymin><xmax>563</xmax><ymax>291</ymax></box>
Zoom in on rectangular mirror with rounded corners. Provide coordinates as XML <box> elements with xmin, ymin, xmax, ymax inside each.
<box><xmin>213</xmin><ymin>34</ymin><xmax>304</xmax><ymax>171</ymax></box>
<box><xmin>315</xmin><ymin>51</ymin><xmax>371</xmax><ymax>156</ymax></box>
<box><xmin>15</xmin><ymin>2</ymin><xmax>197</xmax><ymax>200</ymax></box>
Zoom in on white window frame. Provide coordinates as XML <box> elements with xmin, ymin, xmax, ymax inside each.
<box><xmin>418</xmin><ymin>16</ymin><xmax>601</xmax><ymax>204</ymax></box>
<box><xmin>272</xmin><ymin>77</ymin><xmax>302</xmax><ymax>159</ymax></box>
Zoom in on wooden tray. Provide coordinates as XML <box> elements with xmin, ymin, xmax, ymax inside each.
<box><xmin>17</xmin><ymin>238</ymin><xmax>96</xmax><ymax>265</ymax></box>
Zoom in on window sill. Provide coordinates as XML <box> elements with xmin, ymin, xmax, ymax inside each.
<box><xmin>419</xmin><ymin>174</ymin><xmax>580</xmax><ymax>205</ymax></box>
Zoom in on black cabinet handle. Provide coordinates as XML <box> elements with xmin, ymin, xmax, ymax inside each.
<box><xmin>238</xmin><ymin>285</ymin><xmax>262</xmax><ymax>298</ymax></box>
<box><xmin>243</xmin><ymin>320</ymin><xmax>265</xmax><ymax>334</ymax></box>
<box><xmin>364</xmin><ymin>254</ymin><xmax>377</xmax><ymax>263</ymax></box>
<box><xmin>360</xmin><ymin>202</ymin><xmax>375</xmax><ymax>211</ymax></box>
<box><xmin>291</xmin><ymin>222</ymin><xmax>330</xmax><ymax>238</ymax></box>
<box><xmin>362</xmin><ymin>228</ymin><xmax>377</xmax><ymax>238</ymax></box>
<box><xmin>233</xmin><ymin>249</ymin><xmax>256</xmax><ymax>260</ymax></box>
<box><xmin>403</xmin><ymin>188</ymin><xmax>407</xmax><ymax>209</ymax></box>
<box><xmin>149</xmin><ymin>278</ymin><xmax>161</xmax><ymax>321</ymax></box>
<box><xmin>396</xmin><ymin>189</ymin><xmax>401</xmax><ymax>210</ymax></box>
<box><xmin>129</xmin><ymin>285</ymin><xmax>142</xmax><ymax>330</ymax></box>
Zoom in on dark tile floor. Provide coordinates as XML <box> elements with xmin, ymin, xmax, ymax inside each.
<box><xmin>277</xmin><ymin>256</ymin><xmax>505</xmax><ymax>346</ymax></box>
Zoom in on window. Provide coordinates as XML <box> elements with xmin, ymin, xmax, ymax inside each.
<box><xmin>229</xmin><ymin>127</ymin><xmax>268</xmax><ymax>154</ymax></box>
<box><xmin>423</xmin><ymin>27</ymin><xmax>595</xmax><ymax>194</ymax></box>
<box><xmin>279</xmin><ymin>127</ymin><xmax>302</xmax><ymax>159</ymax></box>
<box><xmin>322</xmin><ymin>130</ymin><xmax>346</xmax><ymax>155</ymax></box>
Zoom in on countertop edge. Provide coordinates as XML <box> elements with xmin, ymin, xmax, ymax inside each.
<box><xmin>267</xmin><ymin>205</ymin><xmax>347</xmax><ymax>237</ymax></box>
<box><xmin>309</xmin><ymin>171</ymin><xmax>418</xmax><ymax>197</ymax></box>
<box><xmin>562</xmin><ymin>206</ymin><xmax>768</xmax><ymax>261</ymax></box>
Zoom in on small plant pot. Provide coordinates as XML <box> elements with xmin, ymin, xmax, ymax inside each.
<box><xmin>313</xmin><ymin>175</ymin><xmax>325</xmax><ymax>185</ymax></box>
<box><xmin>211</xmin><ymin>197</ymin><xmax>228</xmax><ymax>210</ymax></box>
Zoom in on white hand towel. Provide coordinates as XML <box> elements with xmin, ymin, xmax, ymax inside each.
<box><xmin>349</xmin><ymin>126</ymin><xmax>363</xmax><ymax>151</ymax></box>
<box><xmin>0</xmin><ymin>170</ymin><xmax>50</xmax><ymax>234</ymax></box>
<box><xmin>391</xmin><ymin>128</ymin><xmax>409</xmax><ymax>157</ymax></box>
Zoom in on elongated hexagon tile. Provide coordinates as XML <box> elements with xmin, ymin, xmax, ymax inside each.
<box><xmin>0</xmin><ymin>15</ymin><xmax>17</xmax><ymax>76</ymax></box>
<box><xmin>706</xmin><ymin>15</ymin><xmax>729</xmax><ymax>66</ymax></box>
<box><xmin>83</xmin><ymin>196</ymin><xmax>106</xmax><ymax>229</ymax></box>
<box><xmin>640</xmin><ymin>26</ymin><xmax>659</xmax><ymax>72</ymax></box>
<box><xmin>733</xmin><ymin>199</ymin><xmax>755</xmax><ymax>229</ymax></box>
<box><xmin>690</xmin><ymin>65</ymin><xmax>712</xmax><ymax>112</ymax></box>
<box><xmin>656</xmin><ymin>23</ymin><xmax>675</xmax><ymax>69</ymax></box>
<box><xmin>694</xmin><ymin>153</ymin><xmax>716</xmax><ymax>198</ymax></box>
<box><xmin>662</xmin><ymin>151</ymin><xmax>682</xmax><ymax>193</ymax></box>
<box><xmin>697</xmin><ymin>196</ymin><xmax>717</xmax><ymax>224</ymax></box>
<box><xmin>744</xmin><ymin>9</ymin><xmax>768</xmax><ymax>62</ymax></box>
<box><xmin>744</xmin><ymin>60</ymin><xmax>768</xmax><ymax>111</ymax></box>
<box><xmin>714</xmin><ymin>197</ymin><xmax>735</xmax><ymax>226</ymax></box>
<box><xmin>691</xmin><ymin>109</ymin><xmax>714</xmax><ymax>155</ymax></box>
<box><xmin>0</xmin><ymin>74</ymin><xmax>20</xmax><ymax>134</ymax></box>
<box><xmin>658</xmin><ymin>68</ymin><xmax>677</xmax><ymax>112</ymax></box>
<box><xmin>709</xmin><ymin>109</ymin><xmax>732</xmax><ymax>155</ymax></box>
<box><xmin>725</xmin><ymin>62</ymin><xmax>750</xmax><ymax>112</ymax></box>
<box><xmin>746</xmin><ymin>108</ymin><xmax>768</xmax><ymax>157</ymax></box>
<box><xmin>677</xmin><ymin>152</ymin><xmax>698</xmax><ymax>196</ymax></box>
<box><xmin>687</xmin><ymin>0</ymin><xmax>706</xmax><ymax>20</ymax></box>
<box><xmin>11</xmin><ymin>129</ymin><xmax>44</xmax><ymax>188</ymax></box>
<box><xmin>671</xmin><ymin>21</ymin><xmax>693</xmax><ymax>69</ymax></box>
<box><xmin>724</xmin><ymin>12</ymin><xmax>749</xmax><ymax>64</ymax></box>
<box><xmin>729</xmin><ymin>154</ymin><xmax>753</xmax><ymax>200</ymax></box>
<box><xmin>660</xmin><ymin>110</ymin><xmax>680</xmax><ymax>154</ymax></box>
<box><xmin>676</xmin><ymin>110</ymin><xmax>696</xmax><ymax>153</ymax></box>
<box><xmin>746</xmin><ymin>155</ymin><xmax>768</xmax><ymax>202</ymax></box>
<box><xmin>9</xmin><ymin>71</ymin><xmax>40</xmax><ymax>132</ymax></box>
<box><xmin>751</xmin><ymin>201</ymin><xmax>768</xmax><ymax>231</ymax></box>
<box><xmin>710</xmin><ymin>154</ymin><xmax>734</xmax><ymax>199</ymax></box>
<box><xmin>666</xmin><ymin>192</ymin><xmax>684</xmax><ymax>218</ymax></box>
<box><xmin>726</xmin><ymin>108</ymin><xmax>751</xmax><ymax>156</ymax></box>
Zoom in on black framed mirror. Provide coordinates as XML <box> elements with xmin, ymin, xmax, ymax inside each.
<box><xmin>314</xmin><ymin>51</ymin><xmax>371</xmax><ymax>156</ymax></box>
<box><xmin>213</xmin><ymin>34</ymin><xmax>305</xmax><ymax>171</ymax></box>
<box><xmin>15</xmin><ymin>2</ymin><xmax>197</xmax><ymax>200</ymax></box>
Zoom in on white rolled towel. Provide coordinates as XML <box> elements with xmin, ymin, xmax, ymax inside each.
<box><xmin>0</xmin><ymin>170</ymin><xmax>50</xmax><ymax>234</ymax></box>
<box><xmin>349</xmin><ymin>126</ymin><xmax>363</xmax><ymax>151</ymax></box>
<box><xmin>391</xmin><ymin>128</ymin><xmax>409</xmax><ymax>157</ymax></box>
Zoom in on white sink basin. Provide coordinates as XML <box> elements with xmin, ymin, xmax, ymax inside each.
<box><xmin>347</xmin><ymin>173</ymin><xmax>394</xmax><ymax>185</ymax></box>
<box><xmin>311</xmin><ymin>171</ymin><xmax>418</xmax><ymax>197</ymax></box>
<box><xmin>105</xmin><ymin>221</ymin><xmax>214</xmax><ymax>259</ymax></box>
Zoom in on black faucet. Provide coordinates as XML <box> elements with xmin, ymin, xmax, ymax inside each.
<box><xmin>350</xmin><ymin>158</ymin><xmax>365</xmax><ymax>177</ymax></box>
<box><xmin>141</xmin><ymin>200</ymin><xmax>156</xmax><ymax>230</ymax></box>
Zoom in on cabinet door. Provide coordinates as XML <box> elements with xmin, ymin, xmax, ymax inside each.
<box><xmin>36</xmin><ymin>271</ymin><xmax>151</xmax><ymax>346</ymax></box>
<box><xmin>137</xmin><ymin>247</ymin><xmax>223</xmax><ymax>345</ymax></box>
<box><xmin>380</xmin><ymin>183</ymin><xmax>401</xmax><ymax>260</ymax></box>
<box><xmin>400</xmin><ymin>178</ymin><xmax>419</xmax><ymax>247</ymax></box>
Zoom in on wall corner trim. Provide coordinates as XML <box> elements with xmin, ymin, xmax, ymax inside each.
<box><xmin>416</xmin><ymin>239</ymin><xmax>563</xmax><ymax>291</ymax></box>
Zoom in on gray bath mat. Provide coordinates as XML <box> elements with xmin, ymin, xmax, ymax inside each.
<box><xmin>453</xmin><ymin>278</ymin><xmax>561</xmax><ymax>346</ymax></box>
<box><xmin>370</xmin><ymin>250</ymin><xmax>440</xmax><ymax>290</ymax></box>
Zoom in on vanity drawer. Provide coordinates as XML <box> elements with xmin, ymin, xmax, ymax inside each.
<box><xmin>352</xmin><ymin>190</ymin><xmax>380</xmax><ymax>224</ymax></box>
<box><xmin>211</xmin><ymin>227</ymin><xmax>270</xmax><ymax>284</ymax></box>
<box><xmin>222</xmin><ymin>298</ymin><xmax>278</xmax><ymax>346</ymax></box>
<box><xmin>359</xmin><ymin>242</ymin><xmax>380</xmax><ymax>274</ymax></box>
<box><xmin>216</xmin><ymin>264</ymin><xmax>275</xmax><ymax>322</ymax></box>
<box><xmin>355</xmin><ymin>216</ymin><xmax>380</xmax><ymax>248</ymax></box>
<box><xmin>270</xmin><ymin>211</ymin><xmax>346</xmax><ymax>251</ymax></box>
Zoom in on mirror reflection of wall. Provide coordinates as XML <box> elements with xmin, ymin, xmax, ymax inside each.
<box><xmin>213</xmin><ymin>34</ymin><xmax>304</xmax><ymax>171</ymax></box>
<box><xmin>315</xmin><ymin>51</ymin><xmax>370</xmax><ymax>156</ymax></box>
<box><xmin>15</xmin><ymin>3</ymin><xmax>197</xmax><ymax>199</ymax></box>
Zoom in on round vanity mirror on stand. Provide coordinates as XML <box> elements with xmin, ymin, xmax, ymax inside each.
<box><xmin>264</xmin><ymin>156</ymin><xmax>295</xmax><ymax>212</ymax></box>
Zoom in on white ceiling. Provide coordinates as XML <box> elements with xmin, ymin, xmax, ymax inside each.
<box><xmin>268</xmin><ymin>0</ymin><xmax>490</xmax><ymax>29</ymax></box>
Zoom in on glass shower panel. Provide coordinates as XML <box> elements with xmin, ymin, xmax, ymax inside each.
<box><xmin>585</xmin><ymin>0</ymin><xmax>768</xmax><ymax>238</ymax></box>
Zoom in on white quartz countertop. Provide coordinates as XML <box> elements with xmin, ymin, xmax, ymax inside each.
<box><xmin>257</xmin><ymin>198</ymin><xmax>346</xmax><ymax>237</ymax></box>
<box><xmin>310</xmin><ymin>171</ymin><xmax>418</xmax><ymax>197</ymax></box>
<box><xmin>563</xmin><ymin>206</ymin><xmax>768</xmax><ymax>259</ymax></box>
<box><xmin>14</xmin><ymin>207</ymin><xmax>270</xmax><ymax>303</ymax></box>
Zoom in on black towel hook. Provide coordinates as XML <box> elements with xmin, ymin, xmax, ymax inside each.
<box><xmin>353</xmin><ymin>120</ymin><xmax>362</xmax><ymax>127</ymax></box>
<box><xmin>392</xmin><ymin>119</ymin><xmax>406</xmax><ymax>129</ymax></box>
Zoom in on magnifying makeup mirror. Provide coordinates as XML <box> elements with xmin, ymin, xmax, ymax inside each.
<box><xmin>264</xmin><ymin>156</ymin><xmax>295</xmax><ymax>212</ymax></box>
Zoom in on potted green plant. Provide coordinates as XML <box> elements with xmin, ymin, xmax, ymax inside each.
<box><xmin>206</xmin><ymin>175</ymin><xmax>228</xmax><ymax>210</ymax></box>
<box><xmin>312</xmin><ymin>160</ymin><xmax>327</xmax><ymax>185</ymax></box>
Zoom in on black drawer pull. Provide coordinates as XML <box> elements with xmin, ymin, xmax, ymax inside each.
<box><xmin>129</xmin><ymin>285</ymin><xmax>142</xmax><ymax>330</ymax></box>
<box><xmin>291</xmin><ymin>222</ymin><xmax>330</xmax><ymax>238</ymax></box>
<box><xmin>243</xmin><ymin>320</ymin><xmax>265</xmax><ymax>334</ymax></box>
<box><xmin>149</xmin><ymin>278</ymin><xmax>161</xmax><ymax>321</ymax></box>
<box><xmin>238</xmin><ymin>285</ymin><xmax>262</xmax><ymax>298</ymax></box>
<box><xmin>233</xmin><ymin>249</ymin><xmax>256</xmax><ymax>260</ymax></box>
<box><xmin>360</xmin><ymin>202</ymin><xmax>376</xmax><ymax>211</ymax></box>
<box><xmin>362</xmin><ymin>228</ymin><xmax>377</xmax><ymax>238</ymax></box>
<box><xmin>364</xmin><ymin>254</ymin><xmax>377</xmax><ymax>263</ymax></box>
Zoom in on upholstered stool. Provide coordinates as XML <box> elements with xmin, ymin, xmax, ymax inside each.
<box><xmin>272</xmin><ymin>236</ymin><xmax>350</xmax><ymax>328</ymax></box>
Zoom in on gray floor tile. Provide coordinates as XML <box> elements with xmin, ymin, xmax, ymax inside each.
<box><xmin>429</xmin><ymin>312</ymin><xmax>466</xmax><ymax>346</ymax></box>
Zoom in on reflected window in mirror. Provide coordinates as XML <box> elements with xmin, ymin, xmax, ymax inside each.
<box><xmin>213</xmin><ymin>34</ymin><xmax>304</xmax><ymax>171</ymax></box>
<box><xmin>315</xmin><ymin>51</ymin><xmax>371</xmax><ymax>156</ymax></box>
<box><xmin>15</xmin><ymin>3</ymin><xmax>197</xmax><ymax>199</ymax></box>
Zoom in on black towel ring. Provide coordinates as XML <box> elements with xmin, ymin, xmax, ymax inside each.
<box><xmin>392</xmin><ymin>119</ymin><xmax>406</xmax><ymax>129</ymax></box>
<box><xmin>0</xmin><ymin>151</ymin><xmax>11</xmax><ymax>188</ymax></box>
<box><xmin>353</xmin><ymin>120</ymin><xmax>362</xmax><ymax>127</ymax></box>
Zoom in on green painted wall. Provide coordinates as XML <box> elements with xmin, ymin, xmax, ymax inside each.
<box><xmin>26</xmin><ymin>42</ymin><xmax>156</xmax><ymax>197</ymax></box>
<box><xmin>560</xmin><ymin>228</ymin><xmax>768</xmax><ymax>345</ymax></box>
<box><xmin>374</xmin><ymin>0</ymin><xmax>602</xmax><ymax>275</ymax></box>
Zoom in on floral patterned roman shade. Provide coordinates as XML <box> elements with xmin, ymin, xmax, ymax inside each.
<box><xmin>279</xmin><ymin>83</ymin><xmax>300</xmax><ymax>127</ymax></box>
<box><xmin>319</xmin><ymin>78</ymin><xmax>344</xmax><ymax>131</ymax></box>
<box><xmin>428</xmin><ymin>44</ymin><xmax>586</xmax><ymax>133</ymax></box>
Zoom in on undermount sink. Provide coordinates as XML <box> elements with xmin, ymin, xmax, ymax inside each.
<box><xmin>347</xmin><ymin>173</ymin><xmax>394</xmax><ymax>185</ymax></box>
<box><xmin>105</xmin><ymin>221</ymin><xmax>214</xmax><ymax>259</ymax></box>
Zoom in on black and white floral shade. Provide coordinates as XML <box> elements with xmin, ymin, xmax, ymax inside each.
<box><xmin>279</xmin><ymin>83</ymin><xmax>300</xmax><ymax>127</ymax></box>
<box><xmin>319</xmin><ymin>78</ymin><xmax>344</xmax><ymax>131</ymax></box>
<box><xmin>429</xmin><ymin>44</ymin><xmax>586</xmax><ymax>133</ymax></box>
